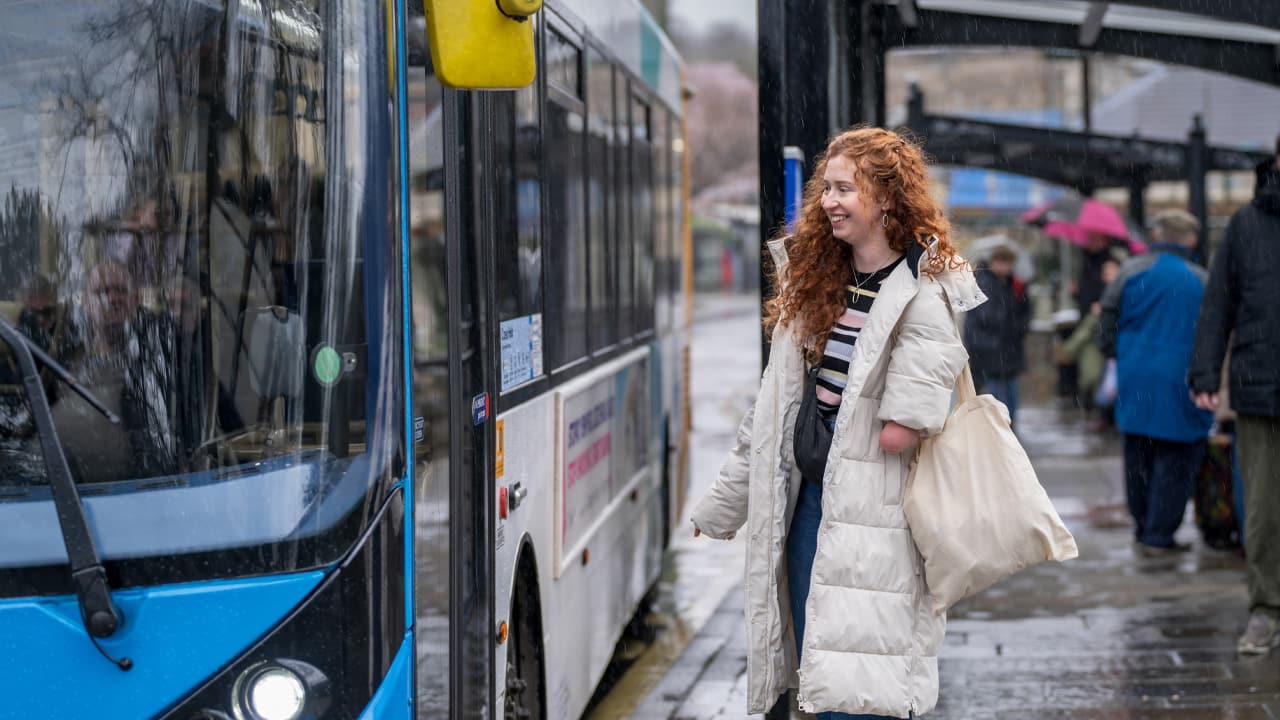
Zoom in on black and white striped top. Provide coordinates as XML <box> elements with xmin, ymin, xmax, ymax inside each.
<box><xmin>815</xmin><ymin>257</ymin><xmax>904</xmax><ymax>417</ymax></box>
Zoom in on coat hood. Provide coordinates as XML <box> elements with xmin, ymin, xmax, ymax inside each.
<box><xmin>908</xmin><ymin>236</ymin><xmax>988</xmax><ymax>313</ymax></box>
<box><xmin>1253</xmin><ymin>159</ymin><xmax>1280</xmax><ymax>217</ymax></box>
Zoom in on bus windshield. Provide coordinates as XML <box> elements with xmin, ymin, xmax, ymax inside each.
<box><xmin>0</xmin><ymin>0</ymin><xmax>402</xmax><ymax>595</ymax></box>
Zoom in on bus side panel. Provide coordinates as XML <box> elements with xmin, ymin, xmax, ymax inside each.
<box><xmin>494</xmin><ymin>348</ymin><xmax>664</xmax><ymax>719</ymax></box>
<box><xmin>555</xmin><ymin>348</ymin><xmax>663</xmax><ymax>719</ymax></box>
<box><xmin>492</xmin><ymin>395</ymin><xmax>557</xmax><ymax>714</ymax></box>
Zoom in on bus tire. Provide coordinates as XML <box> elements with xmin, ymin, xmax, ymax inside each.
<box><xmin>505</xmin><ymin>552</ymin><xmax>546</xmax><ymax>720</ymax></box>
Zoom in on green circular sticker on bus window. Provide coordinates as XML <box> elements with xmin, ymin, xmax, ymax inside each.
<box><xmin>313</xmin><ymin>345</ymin><xmax>342</xmax><ymax>386</ymax></box>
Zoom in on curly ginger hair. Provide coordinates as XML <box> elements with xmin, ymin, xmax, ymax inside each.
<box><xmin>764</xmin><ymin>126</ymin><xmax>962</xmax><ymax>365</ymax></box>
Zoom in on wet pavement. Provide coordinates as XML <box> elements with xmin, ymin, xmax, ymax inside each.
<box><xmin>587</xmin><ymin>294</ymin><xmax>1280</xmax><ymax>719</ymax></box>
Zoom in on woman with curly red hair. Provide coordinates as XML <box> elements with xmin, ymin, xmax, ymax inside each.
<box><xmin>692</xmin><ymin>126</ymin><xmax>986</xmax><ymax>718</ymax></box>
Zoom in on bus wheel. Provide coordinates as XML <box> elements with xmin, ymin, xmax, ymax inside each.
<box><xmin>505</xmin><ymin>558</ymin><xmax>545</xmax><ymax>720</ymax></box>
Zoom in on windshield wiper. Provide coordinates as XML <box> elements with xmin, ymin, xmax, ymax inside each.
<box><xmin>12</xmin><ymin>328</ymin><xmax>120</xmax><ymax>423</ymax></box>
<box><xmin>0</xmin><ymin>317</ymin><xmax>131</xmax><ymax>670</ymax></box>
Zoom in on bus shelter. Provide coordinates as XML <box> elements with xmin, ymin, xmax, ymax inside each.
<box><xmin>758</xmin><ymin>0</ymin><xmax>1280</xmax><ymax>346</ymax></box>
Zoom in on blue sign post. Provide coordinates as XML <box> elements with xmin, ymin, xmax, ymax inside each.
<box><xmin>783</xmin><ymin>146</ymin><xmax>804</xmax><ymax>232</ymax></box>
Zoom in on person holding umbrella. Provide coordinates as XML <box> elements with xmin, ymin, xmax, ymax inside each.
<box><xmin>1022</xmin><ymin>196</ymin><xmax>1144</xmax><ymax>313</ymax></box>
<box><xmin>1076</xmin><ymin>230</ymin><xmax>1132</xmax><ymax>315</ymax></box>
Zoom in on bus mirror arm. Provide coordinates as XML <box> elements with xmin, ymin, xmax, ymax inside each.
<box><xmin>0</xmin><ymin>318</ymin><xmax>130</xmax><ymax>670</ymax></box>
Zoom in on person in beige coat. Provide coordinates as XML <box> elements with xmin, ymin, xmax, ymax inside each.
<box><xmin>691</xmin><ymin>127</ymin><xmax>985</xmax><ymax>718</ymax></box>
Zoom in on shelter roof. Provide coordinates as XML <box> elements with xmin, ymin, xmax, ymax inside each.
<box><xmin>906</xmin><ymin>87</ymin><xmax>1273</xmax><ymax>192</ymax></box>
<box><xmin>1091</xmin><ymin>65</ymin><xmax>1280</xmax><ymax>151</ymax></box>
<box><xmin>879</xmin><ymin>0</ymin><xmax>1280</xmax><ymax>86</ymax></box>
<box><xmin>909</xmin><ymin>1</ymin><xmax>1280</xmax><ymax>39</ymax></box>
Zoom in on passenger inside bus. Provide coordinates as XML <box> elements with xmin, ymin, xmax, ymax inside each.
<box><xmin>14</xmin><ymin>276</ymin><xmax>61</xmax><ymax>359</ymax></box>
<box><xmin>50</xmin><ymin>261</ymin><xmax>181</xmax><ymax>483</ymax></box>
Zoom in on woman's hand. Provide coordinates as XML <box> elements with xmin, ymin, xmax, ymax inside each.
<box><xmin>879</xmin><ymin>420</ymin><xmax>920</xmax><ymax>454</ymax></box>
<box><xmin>692</xmin><ymin>522</ymin><xmax>734</xmax><ymax>540</ymax></box>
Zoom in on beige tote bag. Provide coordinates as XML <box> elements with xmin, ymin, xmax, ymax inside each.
<box><xmin>905</xmin><ymin>364</ymin><xmax>1078</xmax><ymax>614</ymax></box>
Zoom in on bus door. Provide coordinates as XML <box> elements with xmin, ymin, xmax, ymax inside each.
<box><xmin>404</xmin><ymin>9</ymin><xmax>496</xmax><ymax>720</ymax></box>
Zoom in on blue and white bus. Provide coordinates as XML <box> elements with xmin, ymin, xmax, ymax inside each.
<box><xmin>0</xmin><ymin>0</ymin><xmax>689</xmax><ymax>717</ymax></box>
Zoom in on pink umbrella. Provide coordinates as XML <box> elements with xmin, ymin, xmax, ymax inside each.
<box><xmin>1023</xmin><ymin>197</ymin><xmax>1147</xmax><ymax>254</ymax></box>
<box><xmin>1019</xmin><ymin>198</ymin><xmax>1074</xmax><ymax>225</ymax></box>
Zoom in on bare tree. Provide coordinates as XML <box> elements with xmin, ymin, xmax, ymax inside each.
<box><xmin>0</xmin><ymin>186</ymin><xmax>65</xmax><ymax>298</ymax></box>
<box><xmin>671</xmin><ymin>21</ymin><xmax>755</xmax><ymax>78</ymax></box>
<box><xmin>686</xmin><ymin>62</ymin><xmax>758</xmax><ymax>195</ymax></box>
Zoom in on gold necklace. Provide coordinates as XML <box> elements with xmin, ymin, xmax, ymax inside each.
<box><xmin>851</xmin><ymin>267</ymin><xmax>877</xmax><ymax>294</ymax></box>
<box><xmin>851</xmin><ymin>255</ymin><xmax>895</xmax><ymax>293</ymax></box>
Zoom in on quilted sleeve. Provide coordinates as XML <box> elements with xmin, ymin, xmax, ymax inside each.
<box><xmin>878</xmin><ymin>283</ymin><xmax>970</xmax><ymax>436</ymax></box>
<box><xmin>690</xmin><ymin>399</ymin><xmax>755</xmax><ymax>539</ymax></box>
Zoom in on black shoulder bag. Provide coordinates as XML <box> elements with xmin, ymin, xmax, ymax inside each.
<box><xmin>793</xmin><ymin>365</ymin><xmax>834</xmax><ymax>483</ymax></box>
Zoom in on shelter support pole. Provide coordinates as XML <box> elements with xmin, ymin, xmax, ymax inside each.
<box><xmin>906</xmin><ymin>82</ymin><xmax>926</xmax><ymax>135</ymax></box>
<box><xmin>845</xmin><ymin>0</ymin><xmax>884</xmax><ymax>127</ymax></box>
<box><xmin>1187</xmin><ymin>114</ymin><xmax>1209</xmax><ymax>258</ymax></box>
<box><xmin>784</xmin><ymin>0</ymin><xmax>833</xmax><ymax>176</ymax></box>
<box><xmin>759</xmin><ymin>0</ymin><xmax>787</xmax><ymax>372</ymax></box>
<box><xmin>1128</xmin><ymin>169</ymin><xmax>1147</xmax><ymax>231</ymax></box>
<box><xmin>759</xmin><ymin>0</ymin><xmax>836</xmax><ymax>370</ymax></box>
<box><xmin>1082</xmin><ymin>54</ymin><xmax>1092</xmax><ymax>134</ymax></box>
<box><xmin>847</xmin><ymin>0</ymin><xmax>868</xmax><ymax>126</ymax></box>
<box><xmin>862</xmin><ymin>0</ymin><xmax>886</xmax><ymax>127</ymax></box>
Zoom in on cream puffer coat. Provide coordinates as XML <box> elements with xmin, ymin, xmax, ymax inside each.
<box><xmin>691</xmin><ymin>238</ymin><xmax>986</xmax><ymax>717</ymax></box>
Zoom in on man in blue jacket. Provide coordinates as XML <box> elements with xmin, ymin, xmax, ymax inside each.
<box><xmin>1098</xmin><ymin>209</ymin><xmax>1213</xmax><ymax>557</ymax></box>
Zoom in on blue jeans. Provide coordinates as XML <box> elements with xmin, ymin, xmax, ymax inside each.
<box><xmin>1123</xmin><ymin>433</ymin><xmax>1206</xmax><ymax>547</ymax></box>
<box><xmin>979</xmin><ymin>375</ymin><xmax>1019</xmax><ymax>424</ymax></box>
<box><xmin>787</xmin><ymin>477</ymin><xmax>896</xmax><ymax>720</ymax></box>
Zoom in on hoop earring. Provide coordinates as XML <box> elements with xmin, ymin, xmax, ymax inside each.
<box><xmin>881</xmin><ymin>212</ymin><xmax>889</xmax><ymax>228</ymax></box>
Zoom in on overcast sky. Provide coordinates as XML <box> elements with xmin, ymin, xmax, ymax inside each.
<box><xmin>668</xmin><ymin>0</ymin><xmax>755</xmax><ymax>34</ymax></box>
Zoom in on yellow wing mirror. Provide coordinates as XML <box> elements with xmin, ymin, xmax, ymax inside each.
<box><xmin>423</xmin><ymin>0</ymin><xmax>542</xmax><ymax>89</ymax></box>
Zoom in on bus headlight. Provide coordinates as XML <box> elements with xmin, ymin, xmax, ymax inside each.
<box><xmin>248</xmin><ymin>668</ymin><xmax>304</xmax><ymax>720</ymax></box>
<box><xmin>232</xmin><ymin>660</ymin><xmax>329</xmax><ymax>720</ymax></box>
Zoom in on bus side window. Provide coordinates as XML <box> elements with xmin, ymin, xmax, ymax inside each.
<box><xmin>614</xmin><ymin>71</ymin><xmax>633</xmax><ymax>339</ymax></box>
<box><xmin>545</xmin><ymin>28</ymin><xmax>588</xmax><ymax>370</ymax></box>
<box><xmin>494</xmin><ymin>80</ymin><xmax>544</xmax><ymax>392</ymax></box>
<box><xmin>631</xmin><ymin>93</ymin><xmax>654</xmax><ymax>335</ymax></box>
<box><xmin>652</xmin><ymin>104</ymin><xmax>672</xmax><ymax>334</ymax></box>
<box><xmin>586</xmin><ymin>47</ymin><xmax>616</xmax><ymax>353</ymax></box>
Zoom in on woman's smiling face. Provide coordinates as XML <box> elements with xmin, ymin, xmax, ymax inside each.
<box><xmin>822</xmin><ymin>154</ymin><xmax>882</xmax><ymax>246</ymax></box>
